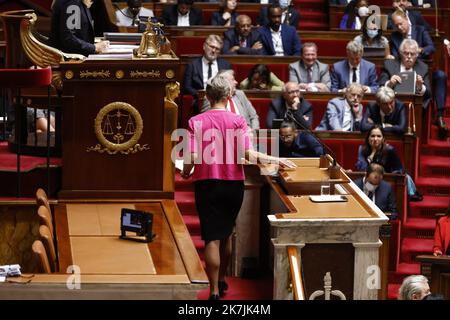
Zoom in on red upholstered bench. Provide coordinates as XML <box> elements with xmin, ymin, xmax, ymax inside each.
<box><xmin>233</xmin><ymin>64</ymin><xmax>289</xmax><ymax>83</ymax></box>
<box><xmin>173</xmin><ymin>36</ymin><xmax>205</xmax><ymax>55</ymax></box>
<box><xmin>249</xmin><ymin>98</ymin><xmax>272</xmax><ymax>129</ymax></box>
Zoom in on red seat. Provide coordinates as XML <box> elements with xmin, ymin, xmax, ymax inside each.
<box><xmin>249</xmin><ymin>98</ymin><xmax>272</xmax><ymax>129</ymax></box>
<box><xmin>233</xmin><ymin>64</ymin><xmax>289</xmax><ymax>83</ymax></box>
<box><xmin>174</xmin><ymin>37</ymin><xmax>205</xmax><ymax>55</ymax></box>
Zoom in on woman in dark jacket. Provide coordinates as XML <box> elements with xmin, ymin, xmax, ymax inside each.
<box><xmin>211</xmin><ymin>0</ymin><xmax>238</xmax><ymax>26</ymax></box>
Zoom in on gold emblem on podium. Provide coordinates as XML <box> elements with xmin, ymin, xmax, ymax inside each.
<box><xmin>65</xmin><ymin>70</ymin><xmax>74</xmax><ymax>80</ymax></box>
<box><xmin>115</xmin><ymin>70</ymin><xmax>125</xmax><ymax>79</ymax></box>
<box><xmin>166</xmin><ymin>69</ymin><xmax>175</xmax><ymax>79</ymax></box>
<box><xmin>86</xmin><ymin>102</ymin><xmax>150</xmax><ymax>154</ymax></box>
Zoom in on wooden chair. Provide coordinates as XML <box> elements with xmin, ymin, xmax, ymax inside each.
<box><xmin>38</xmin><ymin>225</ymin><xmax>57</xmax><ymax>272</ymax></box>
<box><xmin>31</xmin><ymin>240</ymin><xmax>51</xmax><ymax>273</ymax></box>
<box><xmin>37</xmin><ymin>205</ymin><xmax>54</xmax><ymax>237</ymax></box>
<box><xmin>36</xmin><ymin>188</ymin><xmax>51</xmax><ymax>216</ymax></box>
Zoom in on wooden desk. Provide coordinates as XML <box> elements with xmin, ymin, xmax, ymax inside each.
<box><xmin>417</xmin><ymin>254</ymin><xmax>450</xmax><ymax>299</ymax></box>
<box><xmin>267</xmin><ymin>158</ymin><xmax>388</xmax><ymax>300</ymax></box>
<box><xmin>0</xmin><ymin>200</ymin><xmax>208</xmax><ymax>299</ymax></box>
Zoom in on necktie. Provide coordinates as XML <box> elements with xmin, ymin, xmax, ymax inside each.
<box><xmin>207</xmin><ymin>62</ymin><xmax>212</xmax><ymax>80</ymax></box>
<box><xmin>352</xmin><ymin>67</ymin><xmax>357</xmax><ymax>83</ymax></box>
<box><xmin>367</xmin><ymin>191</ymin><xmax>374</xmax><ymax>201</ymax></box>
<box><xmin>306</xmin><ymin>67</ymin><xmax>312</xmax><ymax>84</ymax></box>
<box><xmin>228</xmin><ymin>97</ymin><xmax>237</xmax><ymax>114</ymax></box>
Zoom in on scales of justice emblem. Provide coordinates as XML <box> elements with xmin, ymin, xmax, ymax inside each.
<box><xmin>87</xmin><ymin>102</ymin><xmax>150</xmax><ymax>154</ymax></box>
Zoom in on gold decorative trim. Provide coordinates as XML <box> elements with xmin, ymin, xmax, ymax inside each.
<box><xmin>65</xmin><ymin>70</ymin><xmax>74</xmax><ymax>80</ymax></box>
<box><xmin>86</xmin><ymin>102</ymin><xmax>150</xmax><ymax>154</ymax></box>
<box><xmin>130</xmin><ymin>70</ymin><xmax>160</xmax><ymax>79</ymax></box>
<box><xmin>165</xmin><ymin>82</ymin><xmax>180</xmax><ymax>104</ymax></box>
<box><xmin>115</xmin><ymin>70</ymin><xmax>125</xmax><ymax>79</ymax></box>
<box><xmin>165</xmin><ymin>69</ymin><xmax>175</xmax><ymax>79</ymax></box>
<box><xmin>80</xmin><ymin>70</ymin><xmax>111</xmax><ymax>79</ymax></box>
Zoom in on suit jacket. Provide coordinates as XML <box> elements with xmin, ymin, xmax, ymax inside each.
<box><xmin>201</xmin><ymin>90</ymin><xmax>260</xmax><ymax>129</ymax></box>
<box><xmin>390</xmin><ymin>25</ymin><xmax>435</xmax><ymax>60</ymax></box>
<box><xmin>266</xmin><ymin>96</ymin><xmax>312</xmax><ymax>129</ymax></box>
<box><xmin>162</xmin><ymin>5</ymin><xmax>203</xmax><ymax>26</ymax></box>
<box><xmin>211</xmin><ymin>11</ymin><xmax>238</xmax><ymax>25</ymax></box>
<box><xmin>258</xmin><ymin>25</ymin><xmax>301</xmax><ymax>56</ymax></box>
<box><xmin>183</xmin><ymin>57</ymin><xmax>232</xmax><ymax>96</ymax></box>
<box><xmin>222</xmin><ymin>29</ymin><xmax>263</xmax><ymax>55</ymax></box>
<box><xmin>256</xmin><ymin>7</ymin><xmax>300</xmax><ymax>29</ymax></box>
<box><xmin>433</xmin><ymin>216</ymin><xmax>450</xmax><ymax>255</ymax></box>
<box><xmin>49</xmin><ymin>0</ymin><xmax>96</xmax><ymax>56</ymax></box>
<box><xmin>330</xmin><ymin>59</ymin><xmax>379</xmax><ymax>92</ymax></box>
<box><xmin>388</xmin><ymin>9</ymin><xmax>432</xmax><ymax>31</ymax></box>
<box><xmin>355</xmin><ymin>144</ymin><xmax>403</xmax><ymax>173</ymax></box>
<box><xmin>289</xmin><ymin>60</ymin><xmax>331</xmax><ymax>90</ymax></box>
<box><xmin>329</xmin><ymin>0</ymin><xmax>350</xmax><ymax>4</ymax></box>
<box><xmin>315</xmin><ymin>97</ymin><xmax>363</xmax><ymax>131</ymax></box>
<box><xmin>411</xmin><ymin>0</ymin><xmax>434</xmax><ymax>7</ymax></box>
<box><xmin>361</xmin><ymin>100</ymin><xmax>407</xmax><ymax>135</ymax></box>
<box><xmin>279</xmin><ymin>131</ymin><xmax>324</xmax><ymax>158</ymax></box>
<box><xmin>379</xmin><ymin>59</ymin><xmax>431</xmax><ymax>108</ymax></box>
<box><xmin>354</xmin><ymin>178</ymin><xmax>398</xmax><ymax>218</ymax></box>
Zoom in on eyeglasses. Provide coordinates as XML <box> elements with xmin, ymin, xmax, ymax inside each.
<box><xmin>206</xmin><ymin>43</ymin><xmax>221</xmax><ymax>51</ymax></box>
<box><xmin>401</xmin><ymin>51</ymin><xmax>417</xmax><ymax>57</ymax></box>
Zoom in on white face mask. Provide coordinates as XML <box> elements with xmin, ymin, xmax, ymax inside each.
<box><xmin>279</xmin><ymin>0</ymin><xmax>291</xmax><ymax>9</ymax></box>
<box><xmin>365</xmin><ymin>181</ymin><xmax>377</xmax><ymax>192</ymax></box>
<box><xmin>358</xmin><ymin>6</ymin><xmax>369</xmax><ymax>17</ymax></box>
<box><xmin>367</xmin><ymin>29</ymin><xmax>379</xmax><ymax>39</ymax></box>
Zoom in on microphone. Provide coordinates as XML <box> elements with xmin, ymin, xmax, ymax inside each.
<box><xmin>284</xmin><ymin>111</ymin><xmax>341</xmax><ymax>179</ymax></box>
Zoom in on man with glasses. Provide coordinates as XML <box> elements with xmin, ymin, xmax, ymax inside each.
<box><xmin>222</xmin><ymin>15</ymin><xmax>263</xmax><ymax>55</ymax></box>
<box><xmin>266</xmin><ymin>82</ymin><xmax>312</xmax><ymax>129</ymax></box>
<box><xmin>278</xmin><ymin>121</ymin><xmax>324</xmax><ymax>158</ymax></box>
<box><xmin>316</xmin><ymin>83</ymin><xmax>364</xmax><ymax>131</ymax></box>
<box><xmin>184</xmin><ymin>35</ymin><xmax>232</xmax><ymax>113</ymax></box>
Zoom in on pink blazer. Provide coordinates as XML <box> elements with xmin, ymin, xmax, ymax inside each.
<box><xmin>433</xmin><ymin>216</ymin><xmax>450</xmax><ymax>255</ymax></box>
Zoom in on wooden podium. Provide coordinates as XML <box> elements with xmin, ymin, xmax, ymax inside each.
<box><xmin>59</xmin><ymin>57</ymin><xmax>180</xmax><ymax>199</ymax></box>
<box><xmin>417</xmin><ymin>255</ymin><xmax>450</xmax><ymax>299</ymax></box>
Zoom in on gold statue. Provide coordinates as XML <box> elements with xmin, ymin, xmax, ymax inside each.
<box><xmin>165</xmin><ymin>82</ymin><xmax>180</xmax><ymax>105</ymax></box>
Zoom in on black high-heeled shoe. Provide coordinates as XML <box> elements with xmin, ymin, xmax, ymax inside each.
<box><xmin>218</xmin><ymin>281</ymin><xmax>228</xmax><ymax>296</ymax></box>
<box><xmin>209</xmin><ymin>294</ymin><xmax>220</xmax><ymax>300</ymax></box>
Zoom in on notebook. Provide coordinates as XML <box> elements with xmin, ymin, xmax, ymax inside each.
<box><xmin>394</xmin><ymin>71</ymin><xmax>416</xmax><ymax>94</ymax></box>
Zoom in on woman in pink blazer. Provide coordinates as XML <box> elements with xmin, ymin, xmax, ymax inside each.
<box><xmin>433</xmin><ymin>204</ymin><xmax>450</xmax><ymax>256</ymax></box>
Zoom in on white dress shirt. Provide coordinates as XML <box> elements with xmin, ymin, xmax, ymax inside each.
<box><xmin>115</xmin><ymin>7</ymin><xmax>154</xmax><ymax>26</ymax></box>
<box><xmin>348</xmin><ymin>63</ymin><xmax>360</xmax><ymax>84</ymax></box>
<box><xmin>226</xmin><ymin>96</ymin><xmax>240</xmax><ymax>115</ymax></box>
<box><xmin>342</xmin><ymin>99</ymin><xmax>353</xmax><ymax>131</ymax></box>
<box><xmin>271</xmin><ymin>26</ymin><xmax>284</xmax><ymax>56</ymax></box>
<box><xmin>177</xmin><ymin>12</ymin><xmax>190</xmax><ymax>26</ymax></box>
<box><xmin>202</xmin><ymin>57</ymin><xmax>218</xmax><ymax>89</ymax></box>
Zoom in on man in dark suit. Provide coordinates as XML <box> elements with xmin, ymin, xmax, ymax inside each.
<box><xmin>388</xmin><ymin>0</ymin><xmax>432</xmax><ymax>31</ymax></box>
<box><xmin>354</xmin><ymin>163</ymin><xmax>398</xmax><ymax>219</ymax></box>
<box><xmin>256</xmin><ymin>0</ymin><xmax>300</xmax><ymax>29</ymax></box>
<box><xmin>266</xmin><ymin>82</ymin><xmax>312</xmax><ymax>129</ymax></box>
<box><xmin>330</xmin><ymin>40</ymin><xmax>379</xmax><ymax>93</ymax></box>
<box><xmin>183</xmin><ymin>35</ymin><xmax>231</xmax><ymax>113</ymax></box>
<box><xmin>222</xmin><ymin>15</ymin><xmax>263</xmax><ymax>55</ymax></box>
<box><xmin>258</xmin><ymin>4</ymin><xmax>301</xmax><ymax>56</ymax></box>
<box><xmin>50</xmin><ymin>0</ymin><xmax>109</xmax><ymax>56</ymax></box>
<box><xmin>161</xmin><ymin>0</ymin><xmax>203</xmax><ymax>26</ymax></box>
<box><xmin>278</xmin><ymin>121</ymin><xmax>324</xmax><ymax>158</ymax></box>
<box><xmin>361</xmin><ymin>87</ymin><xmax>407</xmax><ymax>135</ymax></box>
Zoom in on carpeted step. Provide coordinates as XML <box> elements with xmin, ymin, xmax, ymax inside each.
<box><xmin>402</xmin><ymin>218</ymin><xmax>436</xmax><ymax>238</ymax></box>
<box><xmin>415</xmin><ymin>177</ymin><xmax>450</xmax><ymax>196</ymax></box>
<box><xmin>388</xmin><ymin>283</ymin><xmax>400</xmax><ymax>300</ymax></box>
<box><xmin>409</xmin><ymin>195</ymin><xmax>450</xmax><ymax>218</ymax></box>
<box><xmin>388</xmin><ymin>262</ymin><xmax>421</xmax><ymax>284</ymax></box>
<box><xmin>174</xmin><ymin>191</ymin><xmax>197</xmax><ymax>215</ymax></box>
<box><xmin>421</xmin><ymin>139</ymin><xmax>450</xmax><ymax>157</ymax></box>
<box><xmin>400</xmin><ymin>237</ymin><xmax>434</xmax><ymax>263</ymax></box>
<box><xmin>182</xmin><ymin>214</ymin><xmax>201</xmax><ymax>235</ymax></box>
<box><xmin>174</xmin><ymin>172</ymin><xmax>194</xmax><ymax>192</ymax></box>
<box><xmin>429</xmin><ymin>117</ymin><xmax>450</xmax><ymax>140</ymax></box>
<box><xmin>420</xmin><ymin>155</ymin><xmax>450</xmax><ymax>177</ymax></box>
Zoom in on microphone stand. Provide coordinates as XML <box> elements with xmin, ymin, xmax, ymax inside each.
<box><xmin>435</xmin><ymin>0</ymin><xmax>439</xmax><ymax>37</ymax></box>
<box><xmin>285</xmin><ymin>111</ymin><xmax>341</xmax><ymax>179</ymax></box>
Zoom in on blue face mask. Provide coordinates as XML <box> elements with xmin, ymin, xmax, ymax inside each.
<box><xmin>367</xmin><ymin>29</ymin><xmax>379</xmax><ymax>39</ymax></box>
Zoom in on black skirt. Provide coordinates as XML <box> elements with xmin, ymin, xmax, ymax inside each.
<box><xmin>194</xmin><ymin>179</ymin><xmax>245</xmax><ymax>241</ymax></box>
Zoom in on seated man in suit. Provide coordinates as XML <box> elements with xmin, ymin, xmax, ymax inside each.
<box><xmin>258</xmin><ymin>4</ymin><xmax>301</xmax><ymax>56</ymax></box>
<box><xmin>316</xmin><ymin>83</ymin><xmax>364</xmax><ymax>131</ymax></box>
<box><xmin>201</xmin><ymin>70</ymin><xmax>260</xmax><ymax>130</ymax></box>
<box><xmin>115</xmin><ymin>0</ymin><xmax>154</xmax><ymax>26</ymax></box>
<box><xmin>278</xmin><ymin>121</ymin><xmax>324</xmax><ymax>158</ymax></box>
<box><xmin>361</xmin><ymin>86</ymin><xmax>408</xmax><ymax>135</ymax></box>
<box><xmin>222</xmin><ymin>15</ymin><xmax>263</xmax><ymax>55</ymax></box>
<box><xmin>330</xmin><ymin>41</ymin><xmax>379</xmax><ymax>93</ymax></box>
<box><xmin>266</xmin><ymin>82</ymin><xmax>312</xmax><ymax>129</ymax></box>
<box><xmin>390</xmin><ymin>9</ymin><xmax>434</xmax><ymax>60</ymax></box>
<box><xmin>50</xmin><ymin>0</ymin><xmax>109</xmax><ymax>56</ymax></box>
<box><xmin>184</xmin><ymin>35</ymin><xmax>232</xmax><ymax>113</ymax></box>
<box><xmin>354</xmin><ymin>163</ymin><xmax>398</xmax><ymax>219</ymax></box>
<box><xmin>256</xmin><ymin>0</ymin><xmax>300</xmax><ymax>29</ymax></box>
<box><xmin>388</xmin><ymin>0</ymin><xmax>431</xmax><ymax>31</ymax></box>
<box><xmin>161</xmin><ymin>0</ymin><xmax>203</xmax><ymax>26</ymax></box>
<box><xmin>289</xmin><ymin>42</ymin><xmax>331</xmax><ymax>92</ymax></box>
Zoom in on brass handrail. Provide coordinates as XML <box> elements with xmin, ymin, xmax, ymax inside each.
<box><xmin>287</xmin><ymin>246</ymin><xmax>306</xmax><ymax>300</ymax></box>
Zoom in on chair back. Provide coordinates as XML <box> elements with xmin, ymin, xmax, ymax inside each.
<box><xmin>31</xmin><ymin>240</ymin><xmax>51</xmax><ymax>273</ymax></box>
<box><xmin>38</xmin><ymin>205</ymin><xmax>54</xmax><ymax>237</ymax></box>
<box><xmin>39</xmin><ymin>225</ymin><xmax>57</xmax><ymax>272</ymax></box>
<box><xmin>36</xmin><ymin>188</ymin><xmax>52</xmax><ymax>218</ymax></box>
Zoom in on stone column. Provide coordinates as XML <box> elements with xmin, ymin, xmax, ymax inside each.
<box><xmin>353</xmin><ymin>240</ymin><xmax>382</xmax><ymax>300</ymax></box>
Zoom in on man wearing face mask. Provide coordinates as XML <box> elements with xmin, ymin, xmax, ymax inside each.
<box><xmin>256</xmin><ymin>0</ymin><xmax>300</xmax><ymax>29</ymax></box>
<box><xmin>316</xmin><ymin>83</ymin><xmax>364</xmax><ymax>131</ymax></box>
<box><xmin>361</xmin><ymin>86</ymin><xmax>407</xmax><ymax>135</ymax></box>
<box><xmin>222</xmin><ymin>15</ymin><xmax>263</xmax><ymax>55</ymax></box>
<box><xmin>115</xmin><ymin>0</ymin><xmax>154</xmax><ymax>27</ymax></box>
<box><xmin>258</xmin><ymin>4</ymin><xmax>301</xmax><ymax>56</ymax></box>
<box><xmin>354</xmin><ymin>163</ymin><xmax>398</xmax><ymax>219</ymax></box>
<box><xmin>266</xmin><ymin>82</ymin><xmax>312</xmax><ymax>129</ymax></box>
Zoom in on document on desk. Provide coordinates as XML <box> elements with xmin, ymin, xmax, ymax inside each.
<box><xmin>87</xmin><ymin>53</ymin><xmax>133</xmax><ymax>60</ymax></box>
<box><xmin>104</xmin><ymin>44</ymin><xmax>139</xmax><ymax>54</ymax></box>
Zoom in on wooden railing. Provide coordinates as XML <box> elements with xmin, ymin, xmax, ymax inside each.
<box><xmin>287</xmin><ymin>246</ymin><xmax>306</xmax><ymax>300</ymax></box>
